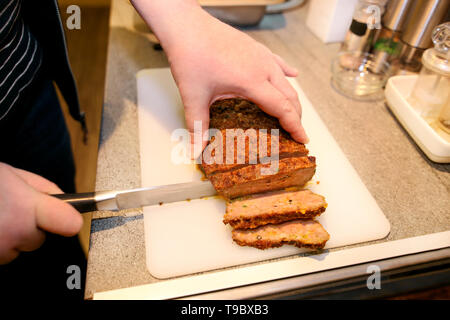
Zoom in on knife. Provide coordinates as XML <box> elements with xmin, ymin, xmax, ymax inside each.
<box><xmin>52</xmin><ymin>180</ymin><xmax>217</xmax><ymax>213</ymax></box>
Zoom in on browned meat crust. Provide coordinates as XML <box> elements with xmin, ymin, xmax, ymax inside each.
<box><xmin>232</xmin><ymin>219</ymin><xmax>330</xmax><ymax>250</ymax></box>
<box><xmin>209</xmin><ymin>99</ymin><xmax>280</xmax><ymax>131</ymax></box>
<box><xmin>224</xmin><ymin>189</ymin><xmax>328</xmax><ymax>229</ymax></box>
<box><xmin>232</xmin><ymin>238</ymin><xmax>327</xmax><ymax>250</ymax></box>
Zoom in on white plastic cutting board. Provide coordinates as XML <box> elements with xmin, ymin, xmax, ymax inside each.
<box><xmin>137</xmin><ymin>68</ymin><xmax>390</xmax><ymax>279</ymax></box>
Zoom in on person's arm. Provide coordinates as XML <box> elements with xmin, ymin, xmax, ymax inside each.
<box><xmin>130</xmin><ymin>0</ymin><xmax>309</xmax><ymax>152</ymax></box>
<box><xmin>0</xmin><ymin>163</ymin><xmax>82</xmax><ymax>264</ymax></box>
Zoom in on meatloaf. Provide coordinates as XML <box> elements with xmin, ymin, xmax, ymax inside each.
<box><xmin>201</xmin><ymin>98</ymin><xmax>316</xmax><ymax>199</ymax></box>
<box><xmin>224</xmin><ymin>189</ymin><xmax>327</xmax><ymax>229</ymax></box>
<box><xmin>232</xmin><ymin>219</ymin><xmax>330</xmax><ymax>250</ymax></box>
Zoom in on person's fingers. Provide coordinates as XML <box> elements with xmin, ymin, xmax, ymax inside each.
<box><xmin>13</xmin><ymin>167</ymin><xmax>62</xmax><ymax>194</ymax></box>
<box><xmin>15</xmin><ymin>228</ymin><xmax>46</xmax><ymax>252</ymax></box>
<box><xmin>182</xmin><ymin>92</ymin><xmax>211</xmax><ymax>159</ymax></box>
<box><xmin>269</xmin><ymin>71</ymin><xmax>302</xmax><ymax>116</ymax></box>
<box><xmin>34</xmin><ymin>193</ymin><xmax>83</xmax><ymax>236</ymax></box>
<box><xmin>245</xmin><ymin>81</ymin><xmax>309</xmax><ymax>143</ymax></box>
<box><xmin>0</xmin><ymin>248</ymin><xmax>19</xmax><ymax>265</ymax></box>
<box><xmin>272</xmin><ymin>53</ymin><xmax>298</xmax><ymax>77</ymax></box>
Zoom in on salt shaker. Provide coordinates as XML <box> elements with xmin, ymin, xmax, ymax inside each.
<box><xmin>408</xmin><ymin>22</ymin><xmax>450</xmax><ymax>123</ymax></box>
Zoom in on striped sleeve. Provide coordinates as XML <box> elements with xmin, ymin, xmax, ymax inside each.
<box><xmin>0</xmin><ymin>0</ymin><xmax>43</xmax><ymax>121</ymax></box>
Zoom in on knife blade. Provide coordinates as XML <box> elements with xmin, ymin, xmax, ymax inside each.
<box><xmin>52</xmin><ymin>180</ymin><xmax>217</xmax><ymax>213</ymax></box>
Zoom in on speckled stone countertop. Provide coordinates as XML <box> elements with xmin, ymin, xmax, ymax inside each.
<box><xmin>85</xmin><ymin>0</ymin><xmax>450</xmax><ymax>299</ymax></box>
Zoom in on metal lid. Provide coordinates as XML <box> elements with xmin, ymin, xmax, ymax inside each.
<box><xmin>382</xmin><ymin>0</ymin><xmax>414</xmax><ymax>32</ymax></box>
<box><xmin>401</xmin><ymin>0</ymin><xmax>450</xmax><ymax>49</ymax></box>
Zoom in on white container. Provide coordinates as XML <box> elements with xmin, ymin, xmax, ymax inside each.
<box><xmin>385</xmin><ymin>75</ymin><xmax>450</xmax><ymax>163</ymax></box>
<box><xmin>306</xmin><ymin>0</ymin><xmax>358</xmax><ymax>43</ymax></box>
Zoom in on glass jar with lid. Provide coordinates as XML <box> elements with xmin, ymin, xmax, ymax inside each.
<box><xmin>408</xmin><ymin>22</ymin><xmax>450</xmax><ymax>124</ymax></box>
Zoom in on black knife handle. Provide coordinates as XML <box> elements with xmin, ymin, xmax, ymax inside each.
<box><xmin>52</xmin><ymin>192</ymin><xmax>97</xmax><ymax>213</ymax></box>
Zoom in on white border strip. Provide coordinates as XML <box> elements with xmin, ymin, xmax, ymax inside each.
<box><xmin>94</xmin><ymin>231</ymin><xmax>450</xmax><ymax>300</ymax></box>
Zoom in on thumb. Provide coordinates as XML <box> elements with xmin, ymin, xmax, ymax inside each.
<box><xmin>34</xmin><ymin>192</ymin><xmax>83</xmax><ymax>236</ymax></box>
<box><xmin>182</xmin><ymin>93</ymin><xmax>211</xmax><ymax>160</ymax></box>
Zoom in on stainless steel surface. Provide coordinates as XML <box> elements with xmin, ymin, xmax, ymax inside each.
<box><xmin>181</xmin><ymin>248</ymin><xmax>450</xmax><ymax>299</ymax></box>
<box><xmin>382</xmin><ymin>0</ymin><xmax>414</xmax><ymax>32</ymax></box>
<box><xmin>398</xmin><ymin>43</ymin><xmax>426</xmax><ymax>72</ymax></box>
<box><xmin>115</xmin><ymin>180</ymin><xmax>217</xmax><ymax>210</ymax></box>
<box><xmin>266</xmin><ymin>0</ymin><xmax>304</xmax><ymax>14</ymax></box>
<box><xmin>401</xmin><ymin>0</ymin><xmax>449</xmax><ymax>49</ymax></box>
<box><xmin>95</xmin><ymin>190</ymin><xmax>120</xmax><ymax>211</ymax></box>
<box><xmin>204</xmin><ymin>6</ymin><xmax>267</xmax><ymax>26</ymax></box>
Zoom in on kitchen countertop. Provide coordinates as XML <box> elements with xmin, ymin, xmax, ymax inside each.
<box><xmin>85</xmin><ymin>0</ymin><xmax>450</xmax><ymax>299</ymax></box>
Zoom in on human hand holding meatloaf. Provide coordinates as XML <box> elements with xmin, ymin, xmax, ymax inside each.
<box><xmin>131</xmin><ymin>0</ymin><xmax>309</xmax><ymax>152</ymax></box>
<box><xmin>0</xmin><ymin>163</ymin><xmax>83</xmax><ymax>264</ymax></box>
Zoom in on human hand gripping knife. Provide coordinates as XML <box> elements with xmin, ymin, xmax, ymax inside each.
<box><xmin>52</xmin><ymin>180</ymin><xmax>217</xmax><ymax>213</ymax></box>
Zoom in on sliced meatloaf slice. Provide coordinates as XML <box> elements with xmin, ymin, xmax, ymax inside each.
<box><xmin>224</xmin><ymin>189</ymin><xmax>327</xmax><ymax>229</ymax></box>
<box><xmin>208</xmin><ymin>156</ymin><xmax>316</xmax><ymax>199</ymax></box>
<box><xmin>232</xmin><ymin>219</ymin><xmax>330</xmax><ymax>250</ymax></box>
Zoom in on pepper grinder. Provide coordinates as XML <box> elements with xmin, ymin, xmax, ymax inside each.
<box><xmin>397</xmin><ymin>0</ymin><xmax>449</xmax><ymax>74</ymax></box>
<box><xmin>372</xmin><ymin>0</ymin><xmax>414</xmax><ymax>73</ymax></box>
<box><xmin>408</xmin><ymin>22</ymin><xmax>450</xmax><ymax>124</ymax></box>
